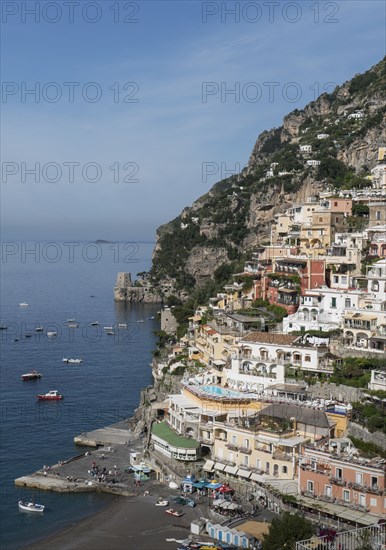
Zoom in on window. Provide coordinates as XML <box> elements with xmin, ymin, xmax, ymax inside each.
<box><xmin>333</xmin><ymin>276</ymin><xmax>339</xmax><ymax>283</ymax></box>
<box><xmin>336</xmin><ymin>467</ymin><xmax>343</xmax><ymax>479</ymax></box>
<box><xmin>325</xmin><ymin>485</ymin><xmax>332</xmax><ymax>497</ymax></box>
<box><xmin>228</xmin><ymin>451</ymin><xmax>234</xmax><ymax>462</ymax></box>
<box><xmin>307</xmin><ymin>480</ymin><xmax>314</xmax><ymax>492</ymax></box>
<box><xmin>282</xmin><ymin>466</ymin><xmax>288</xmax><ymax>474</ymax></box>
<box><xmin>371</xmin><ymin>476</ymin><xmax>378</xmax><ymax>487</ymax></box>
<box><xmin>358</xmin><ymin>494</ymin><xmax>366</xmax><ymax>507</ymax></box>
<box><xmin>343</xmin><ymin>490</ymin><xmax>350</xmax><ymax>502</ymax></box>
<box><xmin>345</xmin><ymin>298</ymin><xmax>351</xmax><ymax>308</ymax></box>
<box><xmin>289</xmin><ymin>323</ymin><xmax>293</xmax><ymax>328</ymax></box>
<box><xmin>231</xmin><ymin>435</ymin><xmax>237</xmax><ymax>445</ymax></box>
<box><xmin>355</xmin><ymin>472</ymin><xmax>363</xmax><ymax>485</ymax></box>
<box><xmin>305</xmin><ymin>355</ymin><xmax>311</xmax><ymax>362</ymax></box>
<box><xmin>331</xmin><ymin>297</ymin><xmax>337</xmax><ymax>308</ymax></box>
<box><xmin>341</xmin><ymin>276</ymin><xmax>347</xmax><ymax>284</ymax></box>
<box><xmin>244</xmin><ymin>439</ymin><xmax>249</xmax><ymax>449</ymax></box>
<box><xmin>376</xmin><ymin>211</ymin><xmax>381</xmax><ymax>220</ymax></box>
<box><xmin>243</xmin><ymin>455</ymin><xmax>249</xmax><ymax>466</ymax></box>
<box><xmin>370</xmin><ymin>498</ymin><xmax>377</xmax><ymax>507</ymax></box>
<box><xmin>319</xmin><ymin>217</ymin><xmax>323</xmax><ymax>222</ymax></box>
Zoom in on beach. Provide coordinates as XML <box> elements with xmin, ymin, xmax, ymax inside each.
<box><xmin>23</xmin><ymin>493</ymin><xmax>205</xmax><ymax>550</ymax></box>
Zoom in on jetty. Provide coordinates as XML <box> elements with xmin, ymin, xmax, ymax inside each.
<box><xmin>15</xmin><ymin>420</ymin><xmax>146</xmax><ymax>496</ymax></box>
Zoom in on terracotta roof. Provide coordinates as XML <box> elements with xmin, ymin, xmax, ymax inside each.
<box><xmin>243</xmin><ymin>332</ymin><xmax>299</xmax><ymax>345</ymax></box>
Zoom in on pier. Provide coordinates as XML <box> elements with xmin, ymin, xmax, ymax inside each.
<box><xmin>15</xmin><ymin>420</ymin><xmax>146</xmax><ymax>496</ymax></box>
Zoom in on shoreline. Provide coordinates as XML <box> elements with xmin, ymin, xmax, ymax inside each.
<box><xmin>21</xmin><ymin>492</ymin><xmax>206</xmax><ymax>550</ymax></box>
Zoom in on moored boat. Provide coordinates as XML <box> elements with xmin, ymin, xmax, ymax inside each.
<box><xmin>62</xmin><ymin>358</ymin><xmax>83</xmax><ymax>364</ymax></box>
<box><xmin>19</xmin><ymin>302</ymin><xmax>29</xmax><ymax>307</ymax></box>
<box><xmin>35</xmin><ymin>327</ymin><xmax>44</xmax><ymax>332</ymax></box>
<box><xmin>36</xmin><ymin>390</ymin><xmax>63</xmax><ymax>401</ymax></box>
<box><xmin>165</xmin><ymin>508</ymin><xmax>184</xmax><ymax>517</ymax></box>
<box><xmin>47</xmin><ymin>331</ymin><xmax>57</xmax><ymax>337</ymax></box>
<box><xmin>67</xmin><ymin>318</ymin><xmax>76</xmax><ymax>322</ymax></box>
<box><xmin>106</xmin><ymin>331</ymin><xmax>115</xmax><ymax>335</ymax></box>
<box><xmin>118</xmin><ymin>323</ymin><xmax>127</xmax><ymax>328</ymax></box>
<box><xmin>21</xmin><ymin>371</ymin><xmax>42</xmax><ymax>381</ymax></box>
<box><xmin>104</xmin><ymin>326</ymin><xmax>113</xmax><ymax>330</ymax></box>
<box><xmin>18</xmin><ymin>500</ymin><xmax>45</xmax><ymax>513</ymax></box>
<box><xmin>67</xmin><ymin>323</ymin><xmax>79</xmax><ymax>328</ymax></box>
<box><xmin>91</xmin><ymin>321</ymin><xmax>99</xmax><ymax>326</ymax></box>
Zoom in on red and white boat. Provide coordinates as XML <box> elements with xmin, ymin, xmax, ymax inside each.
<box><xmin>165</xmin><ymin>508</ymin><xmax>184</xmax><ymax>517</ymax></box>
<box><xmin>36</xmin><ymin>390</ymin><xmax>63</xmax><ymax>401</ymax></box>
<box><xmin>21</xmin><ymin>371</ymin><xmax>42</xmax><ymax>381</ymax></box>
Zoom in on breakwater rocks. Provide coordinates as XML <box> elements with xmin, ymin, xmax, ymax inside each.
<box><xmin>114</xmin><ymin>272</ymin><xmax>162</xmax><ymax>303</ymax></box>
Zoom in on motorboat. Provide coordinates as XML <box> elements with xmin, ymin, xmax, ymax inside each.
<box><xmin>67</xmin><ymin>319</ymin><xmax>76</xmax><ymax>322</ymax></box>
<box><xmin>21</xmin><ymin>371</ymin><xmax>42</xmax><ymax>381</ymax></box>
<box><xmin>118</xmin><ymin>323</ymin><xmax>127</xmax><ymax>328</ymax></box>
<box><xmin>25</xmin><ymin>333</ymin><xmax>33</xmax><ymax>338</ymax></box>
<box><xmin>106</xmin><ymin>331</ymin><xmax>115</xmax><ymax>335</ymax></box>
<box><xmin>91</xmin><ymin>321</ymin><xmax>99</xmax><ymax>326</ymax></box>
<box><xmin>19</xmin><ymin>303</ymin><xmax>29</xmax><ymax>307</ymax></box>
<box><xmin>155</xmin><ymin>498</ymin><xmax>169</xmax><ymax>507</ymax></box>
<box><xmin>103</xmin><ymin>326</ymin><xmax>113</xmax><ymax>330</ymax></box>
<box><xmin>147</xmin><ymin>316</ymin><xmax>155</xmax><ymax>320</ymax></box>
<box><xmin>36</xmin><ymin>390</ymin><xmax>63</xmax><ymax>401</ymax></box>
<box><xmin>35</xmin><ymin>327</ymin><xmax>44</xmax><ymax>332</ymax></box>
<box><xmin>18</xmin><ymin>500</ymin><xmax>45</xmax><ymax>513</ymax></box>
<box><xmin>165</xmin><ymin>508</ymin><xmax>184</xmax><ymax>517</ymax></box>
<box><xmin>62</xmin><ymin>358</ymin><xmax>82</xmax><ymax>364</ymax></box>
<box><xmin>47</xmin><ymin>331</ymin><xmax>57</xmax><ymax>337</ymax></box>
<box><xmin>67</xmin><ymin>324</ymin><xmax>78</xmax><ymax>328</ymax></box>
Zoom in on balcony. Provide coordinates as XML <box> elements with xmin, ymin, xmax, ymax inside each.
<box><xmin>226</xmin><ymin>443</ymin><xmax>252</xmax><ymax>455</ymax></box>
<box><xmin>329</xmin><ymin>476</ymin><xmax>346</xmax><ymax>487</ymax></box>
<box><xmin>272</xmin><ymin>451</ymin><xmax>293</xmax><ymax>462</ymax></box>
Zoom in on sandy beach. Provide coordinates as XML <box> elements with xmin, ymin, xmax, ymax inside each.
<box><xmin>22</xmin><ymin>493</ymin><xmax>208</xmax><ymax>550</ymax></box>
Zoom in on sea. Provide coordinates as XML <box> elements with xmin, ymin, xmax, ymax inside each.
<box><xmin>0</xmin><ymin>241</ymin><xmax>159</xmax><ymax>549</ymax></box>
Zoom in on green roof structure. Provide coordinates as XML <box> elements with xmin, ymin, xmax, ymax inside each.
<box><xmin>151</xmin><ymin>421</ymin><xmax>199</xmax><ymax>449</ymax></box>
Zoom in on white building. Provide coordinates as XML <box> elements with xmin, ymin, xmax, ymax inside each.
<box><xmin>300</xmin><ymin>145</ymin><xmax>312</xmax><ymax>153</ymax></box>
<box><xmin>348</xmin><ymin>111</ymin><xmax>364</xmax><ymax>119</ymax></box>
<box><xmin>317</xmin><ymin>133</ymin><xmax>329</xmax><ymax>139</ymax></box>
<box><xmin>368</xmin><ymin>370</ymin><xmax>386</xmax><ymax>391</ymax></box>
<box><xmin>306</xmin><ymin>160</ymin><xmax>321</xmax><ymax>167</ymax></box>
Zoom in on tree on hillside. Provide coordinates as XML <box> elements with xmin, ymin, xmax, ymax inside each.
<box><xmin>261</xmin><ymin>512</ymin><xmax>314</xmax><ymax>550</ymax></box>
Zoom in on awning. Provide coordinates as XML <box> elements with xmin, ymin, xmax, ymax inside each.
<box><xmin>224</xmin><ymin>465</ymin><xmax>238</xmax><ymax>475</ymax></box>
<box><xmin>214</xmin><ymin>462</ymin><xmax>226</xmax><ymax>471</ymax></box>
<box><xmin>251</xmin><ymin>473</ymin><xmax>264</xmax><ymax>482</ymax></box>
<box><xmin>203</xmin><ymin>460</ymin><xmax>214</xmax><ymax>472</ymax></box>
<box><xmin>237</xmin><ymin>469</ymin><xmax>251</xmax><ymax>479</ymax></box>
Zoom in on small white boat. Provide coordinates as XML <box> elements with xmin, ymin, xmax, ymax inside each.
<box><xmin>18</xmin><ymin>500</ymin><xmax>45</xmax><ymax>513</ymax></box>
<box><xmin>118</xmin><ymin>323</ymin><xmax>127</xmax><ymax>328</ymax></box>
<box><xmin>35</xmin><ymin>327</ymin><xmax>44</xmax><ymax>332</ymax></box>
<box><xmin>63</xmin><ymin>358</ymin><xmax>83</xmax><ymax>364</ymax></box>
<box><xmin>67</xmin><ymin>319</ymin><xmax>76</xmax><ymax>322</ymax></box>
<box><xmin>137</xmin><ymin>320</ymin><xmax>145</xmax><ymax>323</ymax></box>
<box><xmin>67</xmin><ymin>323</ymin><xmax>78</xmax><ymax>328</ymax></box>
<box><xmin>147</xmin><ymin>316</ymin><xmax>155</xmax><ymax>320</ymax></box>
<box><xmin>103</xmin><ymin>326</ymin><xmax>113</xmax><ymax>330</ymax></box>
<box><xmin>106</xmin><ymin>331</ymin><xmax>115</xmax><ymax>335</ymax></box>
<box><xmin>47</xmin><ymin>331</ymin><xmax>57</xmax><ymax>337</ymax></box>
<box><xmin>155</xmin><ymin>498</ymin><xmax>169</xmax><ymax>507</ymax></box>
<box><xmin>91</xmin><ymin>321</ymin><xmax>99</xmax><ymax>326</ymax></box>
<box><xmin>19</xmin><ymin>302</ymin><xmax>29</xmax><ymax>307</ymax></box>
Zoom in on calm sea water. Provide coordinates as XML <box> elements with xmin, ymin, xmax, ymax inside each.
<box><xmin>0</xmin><ymin>241</ymin><xmax>159</xmax><ymax>549</ymax></box>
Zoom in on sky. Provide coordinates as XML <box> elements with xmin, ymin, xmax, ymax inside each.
<box><xmin>1</xmin><ymin>0</ymin><xmax>385</xmax><ymax>241</ymax></box>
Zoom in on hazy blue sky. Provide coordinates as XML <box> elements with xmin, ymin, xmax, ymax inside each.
<box><xmin>1</xmin><ymin>0</ymin><xmax>385</xmax><ymax>241</ymax></box>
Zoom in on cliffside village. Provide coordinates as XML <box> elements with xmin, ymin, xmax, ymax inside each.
<box><xmin>142</xmin><ymin>148</ymin><xmax>386</xmax><ymax>536</ymax></box>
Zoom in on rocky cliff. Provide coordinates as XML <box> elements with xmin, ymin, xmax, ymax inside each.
<box><xmin>150</xmin><ymin>57</ymin><xmax>386</xmax><ymax>298</ymax></box>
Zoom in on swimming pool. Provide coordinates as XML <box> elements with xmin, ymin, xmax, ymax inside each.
<box><xmin>199</xmin><ymin>385</ymin><xmax>255</xmax><ymax>399</ymax></box>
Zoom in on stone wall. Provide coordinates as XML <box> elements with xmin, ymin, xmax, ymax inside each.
<box><xmin>347</xmin><ymin>422</ymin><xmax>386</xmax><ymax>451</ymax></box>
<box><xmin>309</xmin><ymin>382</ymin><xmax>363</xmax><ymax>403</ymax></box>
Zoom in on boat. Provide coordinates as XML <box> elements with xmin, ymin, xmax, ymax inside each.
<box><xmin>91</xmin><ymin>321</ymin><xmax>99</xmax><ymax>326</ymax></box>
<box><xmin>25</xmin><ymin>333</ymin><xmax>33</xmax><ymax>338</ymax></box>
<box><xmin>106</xmin><ymin>331</ymin><xmax>115</xmax><ymax>335</ymax></box>
<box><xmin>137</xmin><ymin>320</ymin><xmax>145</xmax><ymax>323</ymax></box>
<box><xmin>165</xmin><ymin>508</ymin><xmax>184</xmax><ymax>517</ymax></box>
<box><xmin>18</xmin><ymin>500</ymin><xmax>45</xmax><ymax>513</ymax></box>
<box><xmin>35</xmin><ymin>327</ymin><xmax>44</xmax><ymax>332</ymax></box>
<box><xmin>103</xmin><ymin>326</ymin><xmax>113</xmax><ymax>330</ymax></box>
<box><xmin>118</xmin><ymin>323</ymin><xmax>127</xmax><ymax>328</ymax></box>
<box><xmin>67</xmin><ymin>319</ymin><xmax>76</xmax><ymax>322</ymax></box>
<box><xmin>47</xmin><ymin>331</ymin><xmax>57</xmax><ymax>337</ymax></box>
<box><xmin>19</xmin><ymin>302</ymin><xmax>29</xmax><ymax>307</ymax></box>
<box><xmin>21</xmin><ymin>371</ymin><xmax>42</xmax><ymax>381</ymax></box>
<box><xmin>62</xmin><ymin>358</ymin><xmax>82</xmax><ymax>364</ymax></box>
<box><xmin>67</xmin><ymin>324</ymin><xmax>78</xmax><ymax>328</ymax></box>
<box><xmin>155</xmin><ymin>498</ymin><xmax>169</xmax><ymax>507</ymax></box>
<box><xmin>36</xmin><ymin>390</ymin><xmax>63</xmax><ymax>401</ymax></box>
<box><xmin>147</xmin><ymin>316</ymin><xmax>155</xmax><ymax>320</ymax></box>
<box><xmin>0</xmin><ymin>325</ymin><xmax>7</xmax><ymax>330</ymax></box>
